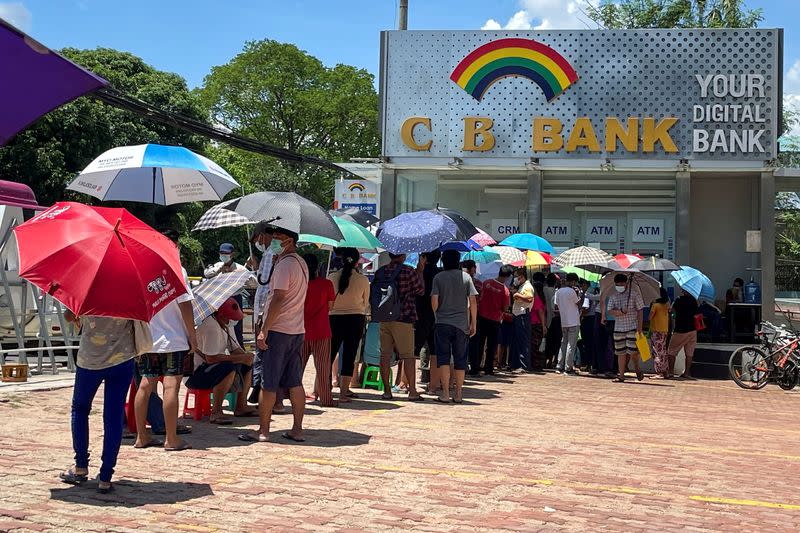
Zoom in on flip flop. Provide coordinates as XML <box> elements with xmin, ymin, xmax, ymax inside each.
<box><xmin>96</xmin><ymin>482</ymin><xmax>114</xmax><ymax>495</ymax></box>
<box><xmin>281</xmin><ymin>432</ymin><xmax>305</xmax><ymax>443</ymax></box>
<box><xmin>433</xmin><ymin>397</ymin><xmax>450</xmax><ymax>404</ymax></box>
<box><xmin>238</xmin><ymin>433</ymin><xmax>268</xmax><ymax>443</ymax></box>
<box><xmin>164</xmin><ymin>442</ymin><xmax>193</xmax><ymax>452</ymax></box>
<box><xmin>612</xmin><ymin>378</ymin><xmax>625</xmax><ymax>383</ymax></box>
<box><xmin>59</xmin><ymin>469</ymin><xmax>88</xmax><ymax>486</ymax></box>
<box><xmin>133</xmin><ymin>439</ymin><xmax>164</xmax><ymax>449</ymax></box>
<box><xmin>408</xmin><ymin>396</ymin><xmax>425</xmax><ymax>402</ymax></box>
<box><xmin>452</xmin><ymin>398</ymin><xmax>464</xmax><ymax>404</ymax></box>
<box><xmin>233</xmin><ymin>411</ymin><xmax>259</xmax><ymax>418</ymax></box>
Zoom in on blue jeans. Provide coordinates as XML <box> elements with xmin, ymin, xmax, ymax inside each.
<box><xmin>72</xmin><ymin>359</ymin><xmax>135</xmax><ymax>482</ymax></box>
<box><xmin>510</xmin><ymin>312</ymin><xmax>531</xmax><ymax>370</ymax></box>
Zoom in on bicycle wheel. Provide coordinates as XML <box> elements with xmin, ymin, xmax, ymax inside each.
<box><xmin>777</xmin><ymin>361</ymin><xmax>800</xmax><ymax>391</ymax></box>
<box><xmin>729</xmin><ymin>345</ymin><xmax>772</xmax><ymax>390</ymax></box>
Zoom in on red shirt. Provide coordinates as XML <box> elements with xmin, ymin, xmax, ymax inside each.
<box><xmin>530</xmin><ymin>294</ymin><xmax>547</xmax><ymax>325</ymax></box>
<box><xmin>304</xmin><ymin>278</ymin><xmax>336</xmax><ymax>341</ymax></box>
<box><xmin>478</xmin><ymin>279</ymin><xmax>510</xmax><ymax>323</ymax></box>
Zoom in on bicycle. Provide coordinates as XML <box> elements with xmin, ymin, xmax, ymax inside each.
<box><xmin>728</xmin><ymin>321</ymin><xmax>800</xmax><ymax>390</ymax></box>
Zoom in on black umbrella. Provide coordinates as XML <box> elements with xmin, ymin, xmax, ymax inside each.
<box><xmin>218</xmin><ymin>192</ymin><xmax>343</xmax><ymax>240</ymax></box>
<box><xmin>330</xmin><ymin>207</ymin><xmax>380</xmax><ymax>228</ymax></box>
<box><xmin>577</xmin><ymin>259</ymin><xmax>624</xmax><ymax>274</ymax></box>
<box><xmin>629</xmin><ymin>257</ymin><xmax>680</xmax><ymax>272</ymax></box>
<box><xmin>419</xmin><ymin>206</ymin><xmax>478</xmax><ymax>240</ymax></box>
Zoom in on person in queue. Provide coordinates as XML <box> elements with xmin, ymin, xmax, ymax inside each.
<box><xmin>134</xmin><ymin>229</ymin><xmax>198</xmax><ymax>452</ymax></box>
<box><xmin>649</xmin><ymin>288</ymin><xmax>671</xmax><ymax>379</ymax></box>
<box><xmin>577</xmin><ymin>279</ymin><xmax>596</xmax><ymax>373</ymax></box>
<box><xmin>431</xmin><ymin>249</ymin><xmax>478</xmax><ymax>403</ymax></box>
<box><xmin>328</xmin><ymin>247</ymin><xmax>370</xmax><ymax>402</ymax></box>
<box><xmin>301</xmin><ymin>253</ymin><xmax>337</xmax><ymax>407</ymax></box>
<box><xmin>204</xmin><ymin>242</ymin><xmax>250</xmax><ymax>349</ymax></box>
<box><xmin>187</xmin><ymin>298</ymin><xmax>255</xmax><ymax>424</ymax></box>
<box><xmin>470</xmin><ymin>265</ymin><xmax>512</xmax><ymax>376</ymax></box>
<box><xmin>554</xmin><ymin>272</ymin><xmax>581</xmax><ymax>375</ymax></box>
<box><xmin>372</xmin><ymin>252</ymin><xmax>424</xmax><ymax>401</ymax></box>
<box><xmin>416</xmin><ymin>251</ymin><xmax>441</xmax><ymax>391</ymax></box>
<box><xmin>543</xmin><ymin>273</ymin><xmax>561</xmax><ymax>369</ymax></box>
<box><xmin>509</xmin><ymin>267</ymin><xmax>533</xmax><ymax>373</ymax></box>
<box><xmin>668</xmin><ymin>289</ymin><xmax>699</xmax><ymax>379</ymax></box>
<box><xmin>60</xmin><ymin>313</ymin><xmax>138</xmax><ymax>494</ymax></box>
<box><xmin>248</xmin><ymin>222</ymin><xmax>274</xmax><ymax>405</ymax></box>
<box><xmin>529</xmin><ymin>279</ymin><xmax>548</xmax><ymax>372</ymax></box>
<box><xmin>604</xmin><ymin>274</ymin><xmax>645</xmax><ymax>383</ymax></box>
<box><xmin>242</xmin><ymin>228</ymin><xmax>309</xmax><ymax>443</ymax></box>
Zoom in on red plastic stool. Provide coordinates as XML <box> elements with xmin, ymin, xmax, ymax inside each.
<box><xmin>124</xmin><ymin>379</ymin><xmax>137</xmax><ymax>432</ymax></box>
<box><xmin>183</xmin><ymin>388</ymin><xmax>212</xmax><ymax>421</ymax></box>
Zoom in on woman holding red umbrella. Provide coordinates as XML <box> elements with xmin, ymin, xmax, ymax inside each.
<box><xmin>13</xmin><ymin>202</ymin><xmax>189</xmax><ymax>493</ymax></box>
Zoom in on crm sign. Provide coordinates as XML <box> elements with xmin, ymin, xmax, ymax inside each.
<box><xmin>491</xmin><ymin>218</ymin><xmax>520</xmax><ymax>240</ymax></box>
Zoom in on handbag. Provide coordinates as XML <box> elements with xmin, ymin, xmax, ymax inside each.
<box><xmin>133</xmin><ymin>320</ymin><xmax>153</xmax><ymax>356</ymax></box>
<box><xmin>636</xmin><ymin>332</ymin><xmax>652</xmax><ymax>362</ymax></box>
<box><xmin>694</xmin><ymin>313</ymin><xmax>707</xmax><ymax>331</ymax></box>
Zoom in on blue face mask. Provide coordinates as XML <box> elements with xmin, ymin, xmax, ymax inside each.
<box><xmin>219</xmin><ymin>254</ymin><xmax>232</xmax><ymax>264</ymax></box>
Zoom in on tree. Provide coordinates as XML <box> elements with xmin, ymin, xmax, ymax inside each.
<box><xmin>586</xmin><ymin>0</ymin><xmax>762</xmax><ymax>29</ymax></box>
<box><xmin>200</xmin><ymin>40</ymin><xmax>380</xmax><ymax>207</ymax></box>
<box><xmin>0</xmin><ymin>48</ymin><xmax>211</xmax><ymax>271</ymax></box>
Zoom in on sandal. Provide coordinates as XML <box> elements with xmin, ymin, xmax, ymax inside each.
<box><xmin>636</xmin><ymin>371</ymin><xmax>644</xmax><ymax>381</ymax></box>
<box><xmin>612</xmin><ymin>377</ymin><xmax>625</xmax><ymax>383</ymax></box>
<box><xmin>238</xmin><ymin>432</ymin><xmax>268</xmax><ymax>443</ymax></box>
<box><xmin>96</xmin><ymin>481</ymin><xmax>114</xmax><ymax>494</ymax></box>
<box><xmin>433</xmin><ymin>397</ymin><xmax>450</xmax><ymax>404</ymax></box>
<box><xmin>209</xmin><ymin>416</ymin><xmax>232</xmax><ymax>425</ymax></box>
<box><xmin>59</xmin><ymin>468</ymin><xmax>88</xmax><ymax>486</ymax></box>
<box><xmin>281</xmin><ymin>432</ymin><xmax>305</xmax><ymax>443</ymax></box>
<box><xmin>164</xmin><ymin>441</ymin><xmax>193</xmax><ymax>452</ymax></box>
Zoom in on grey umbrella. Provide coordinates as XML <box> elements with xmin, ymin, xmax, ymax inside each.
<box><xmin>197</xmin><ymin>191</ymin><xmax>343</xmax><ymax>241</ymax></box>
<box><xmin>629</xmin><ymin>257</ymin><xmax>680</xmax><ymax>272</ymax></box>
<box><xmin>330</xmin><ymin>207</ymin><xmax>380</xmax><ymax>228</ymax></box>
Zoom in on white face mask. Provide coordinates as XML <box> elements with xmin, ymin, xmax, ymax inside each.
<box><xmin>219</xmin><ymin>254</ymin><xmax>232</xmax><ymax>264</ymax></box>
<box><xmin>255</xmin><ymin>242</ymin><xmax>266</xmax><ymax>253</ymax></box>
<box><xmin>615</xmin><ymin>285</ymin><xmax>626</xmax><ymax>293</ymax></box>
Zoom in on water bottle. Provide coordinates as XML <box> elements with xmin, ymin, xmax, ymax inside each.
<box><xmin>744</xmin><ymin>277</ymin><xmax>761</xmax><ymax>304</ymax></box>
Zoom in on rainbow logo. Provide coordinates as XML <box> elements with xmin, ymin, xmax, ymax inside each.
<box><xmin>348</xmin><ymin>182</ymin><xmax>366</xmax><ymax>192</ymax></box>
<box><xmin>450</xmin><ymin>38</ymin><xmax>579</xmax><ymax>102</ymax></box>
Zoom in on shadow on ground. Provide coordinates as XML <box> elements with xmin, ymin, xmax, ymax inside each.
<box><xmin>50</xmin><ymin>480</ymin><xmax>213</xmax><ymax>507</ymax></box>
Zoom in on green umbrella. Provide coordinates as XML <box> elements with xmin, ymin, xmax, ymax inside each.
<box><xmin>300</xmin><ymin>216</ymin><xmax>384</xmax><ymax>251</ymax></box>
<box><xmin>559</xmin><ymin>265</ymin><xmax>602</xmax><ymax>283</ymax></box>
<box><xmin>462</xmin><ymin>249</ymin><xmax>501</xmax><ymax>264</ymax></box>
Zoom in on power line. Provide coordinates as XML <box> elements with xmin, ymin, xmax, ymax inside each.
<box><xmin>93</xmin><ymin>86</ymin><xmax>358</xmax><ymax>177</ymax></box>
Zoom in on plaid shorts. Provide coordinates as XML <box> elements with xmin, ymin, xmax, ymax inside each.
<box><xmin>136</xmin><ymin>351</ymin><xmax>187</xmax><ymax>377</ymax></box>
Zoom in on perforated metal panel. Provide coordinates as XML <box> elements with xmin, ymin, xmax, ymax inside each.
<box><xmin>381</xmin><ymin>29</ymin><xmax>780</xmax><ymax>161</ymax></box>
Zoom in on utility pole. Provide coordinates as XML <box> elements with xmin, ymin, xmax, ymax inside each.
<box><xmin>398</xmin><ymin>0</ymin><xmax>408</xmax><ymax>30</ymax></box>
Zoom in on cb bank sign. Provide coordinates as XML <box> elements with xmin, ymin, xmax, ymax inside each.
<box><xmin>381</xmin><ymin>30</ymin><xmax>780</xmax><ymax>160</ymax></box>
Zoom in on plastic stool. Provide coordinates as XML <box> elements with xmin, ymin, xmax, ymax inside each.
<box><xmin>210</xmin><ymin>391</ymin><xmax>238</xmax><ymax>411</ymax></box>
<box><xmin>183</xmin><ymin>388</ymin><xmax>212</xmax><ymax>421</ymax></box>
<box><xmin>361</xmin><ymin>365</ymin><xmax>391</xmax><ymax>392</ymax></box>
<box><xmin>124</xmin><ymin>379</ymin><xmax>137</xmax><ymax>432</ymax></box>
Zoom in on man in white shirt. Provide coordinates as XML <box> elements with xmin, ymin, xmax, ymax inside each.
<box><xmin>134</xmin><ymin>230</ymin><xmax>198</xmax><ymax>452</ymax></box>
<box><xmin>554</xmin><ymin>272</ymin><xmax>582</xmax><ymax>375</ymax></box>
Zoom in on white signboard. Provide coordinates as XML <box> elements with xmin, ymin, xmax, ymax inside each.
<box><xmin>586</xmin><ymin>219</ymin><xmax>618</xmax><ymax>243</ymax></box>
<box><xmin>491</xmin><ymin>218</ymin><xmax>521</xmax><ymax>240</ymax></box>
<box><xmin>334</xmin><ymin>179</ymin><xmax>379</xmax><ymax>215</ymax></box>
<box><xmin>632</xmin><ymin>219</ymin><xmax>664</xmax><ymax>243</ymax></box>
<box><xmin>542</xmin><ymin>219</ymin><xmax>572</xmax><ymax>242</ymax></box>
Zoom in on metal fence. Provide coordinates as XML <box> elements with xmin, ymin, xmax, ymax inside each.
<box><xmin>776</xmin><ymin>262</ymin><xmax>800</xmax><ymax>292</ymax></box>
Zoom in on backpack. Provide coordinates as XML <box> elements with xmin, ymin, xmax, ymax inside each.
<box><xmin>370</xmin><ymin>265</ymin><xmax>404</xmax><ymax>322</ymax></box>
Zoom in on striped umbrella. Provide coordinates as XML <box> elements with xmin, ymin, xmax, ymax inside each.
<box><xmin>552</xmin><ymin>246</ymin><xmax>613</xmax><ymax>268</ymax></box>
<box><xmin>614</xmin><ymin>253</ymin><xmax>644</xmax><ymax>269</ymax></box>
<box><xmin>191</xmin><ymin>270</ymin><xmax>255</xmax><ymax>325</ymax></box>
<box><xmin>192</xmin><ymin>200</ymin><xmax>251</xmax><ymax>231</ymax></box>
<box><xmin>484</xmin><ymin>245</ymin><xmax>525</xmax><ymax>265</ymax></box>
<box><xmin>470</xmin><ymin>228</ymin><xmax>497</xmax><ymax>247</ymax></box>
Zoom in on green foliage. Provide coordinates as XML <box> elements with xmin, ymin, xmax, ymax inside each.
<box><xmin>199</xmin><ymin>39</ymin><xmax>380</xmax><ymax>207</ymax></box>
<box><xmin>777</xmin><ymin>210</ymin><xmax>800</xmax><ymax>261</ymax></box>
<box><xmin>586</xmin><ymin>0</ymin><xmax>762</xmax><ymax>29</ymax></box>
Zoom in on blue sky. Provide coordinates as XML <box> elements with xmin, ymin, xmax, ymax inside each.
<box><xmin>1</xmin><ymin>0</ymin><xmax>798</xmax><ymax>106</ymax></box>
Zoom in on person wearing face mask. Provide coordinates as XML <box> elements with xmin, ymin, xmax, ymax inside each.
<box><xmin>603</xmin><ymin>274</ymin><xmax>645</xmax><ymax>383</ymax></box>
<box><xmin>205</xmin><ymin>243</ymin><xmax>250</xmax><ymax>348</ymax></box>
<box><xmin>509</xmin><ymin>268</ymin><xmax>534</xmax><ymax>373</ymax></box>
<box><xmin>248</xmin><ymin>222</ymin><xmax>277</xmax><ymax>406</ymax></box>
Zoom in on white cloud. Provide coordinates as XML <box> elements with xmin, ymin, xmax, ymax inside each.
<box><xmin>786</xmin><ymin>59</ymin><xmax>800</xmax><ymax>94</ymax></box>
<box><xmin>481</xmin><ymin>0</ymin><xmax>590</xmax><ymax>31</ymax></box>
<box><xmin>784</xmin><ymin>94</ymin><xmax>800</xmax><ymax>138</ymax></box>
<box><xmin>0</xmin><ymin>2</ymin><xmax>31</xmax><ymax>32</ymax></box>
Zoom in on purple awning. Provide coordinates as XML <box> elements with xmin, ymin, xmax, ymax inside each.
<box><xmin>0</xmin><ymin>179</ymin><xmax>43</xmax><ymax>210</ymax></box>
<box><xmin>0</xmin><ymin>18</ymin><xmax>107</xmax><ymax>145</ymax></box>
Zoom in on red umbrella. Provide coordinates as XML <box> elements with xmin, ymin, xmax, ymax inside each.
<box><xmin>614</xmin><ymin>253</ymin><xmax>643</xmax><ymax>269</ymax></box>
<box><xmin>13</xmin><ymin>202</ymin><xmax>186</xmax><ymax>321</ymax></box>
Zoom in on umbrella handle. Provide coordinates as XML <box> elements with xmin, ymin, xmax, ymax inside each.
<box><xmin>113</xmin><ymin>219</ymin><xmax>125</xmax><ymax>248</ymax></box>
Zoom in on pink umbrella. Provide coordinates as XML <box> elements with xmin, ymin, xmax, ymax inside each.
<box><xmin>614</xmin><ymin>253</ymin><xmax>643</xmax><ymax>269</ymax></box>
<box><xmin>471</xmin><ymin>228</ymin><xmax>497</xmax><ymax>247</ymax></box>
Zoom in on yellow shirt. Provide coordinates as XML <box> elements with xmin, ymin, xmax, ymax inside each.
<box><xmin>328</xmin><ymin>270</ymin><xmax>370</xmax><ymax>315</ymax></box>
<box><xmin>649</xmin><ymin>302</ymin><xmax>670</xmax><ymax>333</ymax></box>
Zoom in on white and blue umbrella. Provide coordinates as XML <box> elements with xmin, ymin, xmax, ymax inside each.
<box><xmin>67</xmin><ymin>143</ymin><xmax>240</xmax><ymax>205</ymax></box>
<box><xmin>377</xmin><ymin>211</ymin><xmax>459</xmax><ymax>254</ymax></box>
<box><xmin>671</xmin><ymin>266</ymin><xmax>716</xmax><ymax>302</ymax></box>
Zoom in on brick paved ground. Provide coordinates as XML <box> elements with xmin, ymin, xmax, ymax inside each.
<box><xmin>1</xmin><ymin>369</ymin><xmax>799</xmax><ymax>532</ymax></box>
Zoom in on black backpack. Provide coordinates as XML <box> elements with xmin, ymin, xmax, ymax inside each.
<box><xmin>370</xmin><ymin>265</ymin><xmax>403</xmax><ymax>322</ymax></box>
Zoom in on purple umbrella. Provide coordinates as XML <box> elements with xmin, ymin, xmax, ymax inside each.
<box><xmin>0</xmin><ymin>19</ymin><xmax>107</xmax><ymax>145</ymax></box>
<box><xmin>377</xmin><ymin>211</ymin><xmax>459</xmax><ymax>254</ymax></box>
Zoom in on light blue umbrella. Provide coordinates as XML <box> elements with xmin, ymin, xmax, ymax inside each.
<box><xmin>499</xmin><ymin>233</ymin><xmax>554</xmax><ymax>253</ymax></box>
<box><xmin>671</xmin><ymin>266</ymin><xmax>716</xmax><ymax>302</ymax></box>
<box><xmin>462</xmin><ymin>249</ymin><xmax>501</xmax><ymax>264</ymax></box>
<box><xmin>67</xmin><ymin>143</ymin><xmax>240</xmax><ymax>205</ymax></box>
